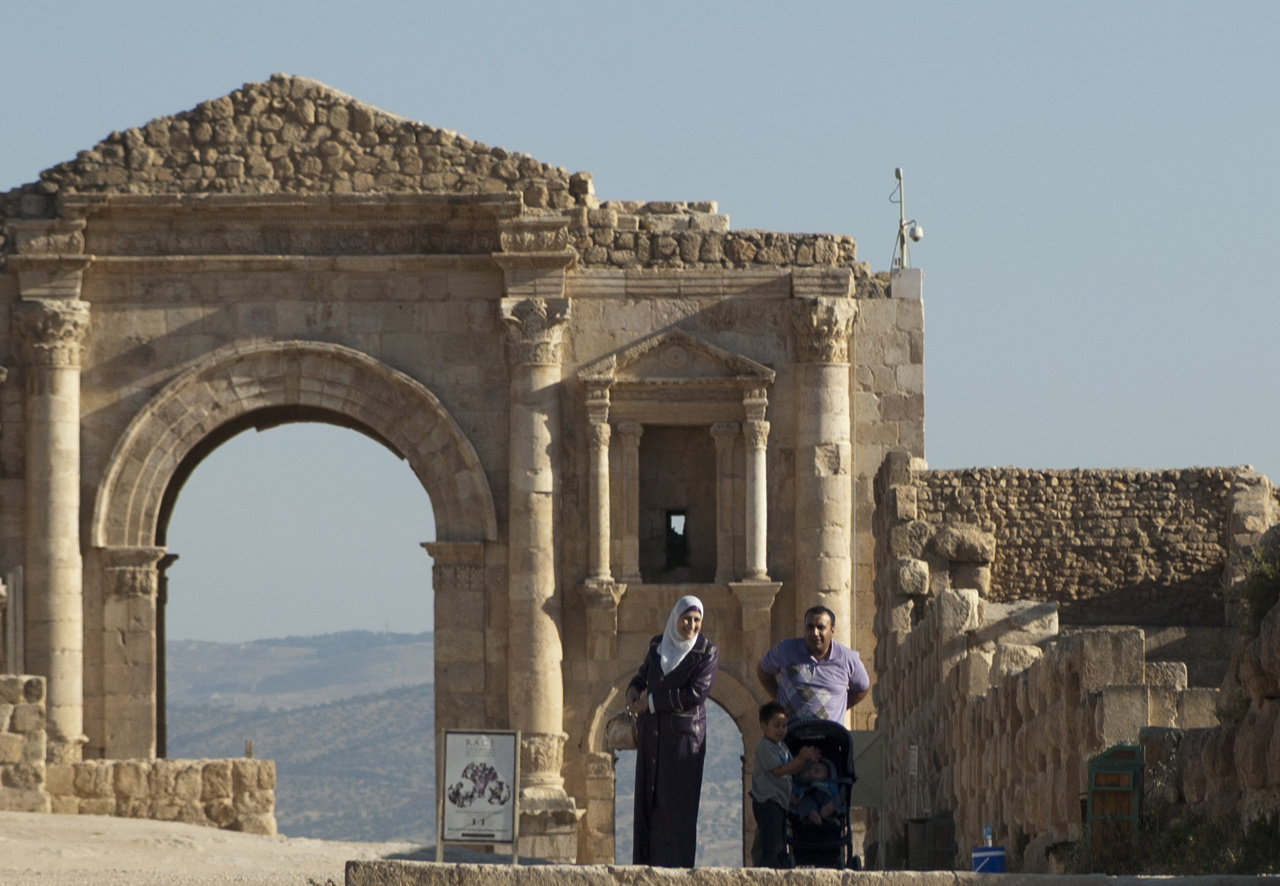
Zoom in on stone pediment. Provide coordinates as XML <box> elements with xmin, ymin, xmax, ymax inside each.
<box><xmin>580</xmin><ymin>329</ymin><xmax>775</xmax><ymax>389</ymax></box>
<box><xmin>580</xmin><ymin>330</ymin><xmax>774</xmax><ymax>424</ymax></box>
<box><xmin>18</xmin><ymin>74</ymin><xmax>573</xmax><ymax>208</ymax></box>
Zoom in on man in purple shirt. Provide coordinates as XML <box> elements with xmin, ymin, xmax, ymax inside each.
<box><xmin>756</xmin><ymin>605</ymin><xmax>871</xmax><ymax>723</ymax></box>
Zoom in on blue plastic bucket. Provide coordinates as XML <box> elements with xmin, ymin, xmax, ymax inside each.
<box><xmin>972</xmin><ymin>847</ymin><xmax>1006</xmax><ymax>872</ymax></box>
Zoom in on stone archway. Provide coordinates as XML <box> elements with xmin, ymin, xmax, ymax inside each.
<box><xmin>579</xmin><ymin>669</ymin><xmax>760</xmax><ymax>865</ymax></box>
<box><xmin>87</xmin><ymin>339</ymin><xmax>498</xmax><ymax>758</ymax></box>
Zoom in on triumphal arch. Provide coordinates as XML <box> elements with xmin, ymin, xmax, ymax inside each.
<box><xmin>0</xmin><ymin>75</ymin><xmax>924</xmax><ymax>860</ymax></box>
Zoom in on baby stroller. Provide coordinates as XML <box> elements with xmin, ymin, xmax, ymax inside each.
<box><xmin>784</xmin><ymin>718</ymin><xmax>859</xmax><ymax>869</ymax></box>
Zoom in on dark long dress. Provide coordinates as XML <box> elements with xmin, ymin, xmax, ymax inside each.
<box><xmin>628</xmin><ymin>632</ymin><xmax>719</xmax><ymax>867</ymax></box>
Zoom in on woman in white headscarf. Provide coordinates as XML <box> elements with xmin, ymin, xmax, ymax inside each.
<box><xmin>625</xmin><ymin>594</ymin><xmax>719</xmax><ymax>867</ymax></box>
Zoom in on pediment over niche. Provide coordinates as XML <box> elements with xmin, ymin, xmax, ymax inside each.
<box><xmin>579</xmin><ymin>329</ymin><xmax>774</xmax><ymax>425</ymax></box>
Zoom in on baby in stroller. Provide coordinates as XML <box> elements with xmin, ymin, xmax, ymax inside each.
<box><xmin>784</xmin><ymin>719</ymin><xmax>859</xmax><ymax>869</ymax></box>
<box><xmin>792</xmin><ymin>758</ymin><xmax>847</xmax><ymax>825</ymax></box>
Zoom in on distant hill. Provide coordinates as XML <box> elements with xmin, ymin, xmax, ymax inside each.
<box><xmin>167</xmin><ymin>630</ymin><xmax>433</xmax><ymax>711</ymax></box>
<box><xmin>165</xmin><ymin>631</ymin><xmax>743</xmax><ymax>862</ymax></box>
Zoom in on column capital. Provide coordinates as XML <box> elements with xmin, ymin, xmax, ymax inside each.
<box><xmin>587</xmin><ymin>421</ymin><xmax>611</xmax><ymax>449</ymax></box>
<box><xmin>616</xmin><ymin>421</ymin><xmax>644</xmax><ymax>439</ymax></box>
<box><xmin>579</xmin><ymin>578</ymin><xmax>626</xmax><ymax>610</ymax></box>
<box><xmin>743</xmin><ymin>419</ymin><xmax>770</xmax><ymax>451</ymax></box>
<box><xmin>14</xmin><ymin>298</ymin><xmax>90</xmax><ymax>367</ymax></box>
<box><xmin>791</xmin><ymin>297</ymin><xmax>857</xmax><ymax>364</ymax></box>
<box><xmin>501</xmin><ymin>297</ymin><xmax>571</xmax><ymax>365</ymax></box>
<box><xmin>710</xmin><ymin>421</ymin><xmax>740</xmax><ymax>441</ymax></box>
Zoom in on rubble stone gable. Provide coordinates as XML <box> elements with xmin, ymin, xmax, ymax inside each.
<box><xmin>2</xmin><ymin>73</ymin><xmax>575</xmax><ymax>218</ymax></box>
<box><xmin>1</xmin><ymin>74</ymin><xmax>882</xmax><ymax>285</ymax></box>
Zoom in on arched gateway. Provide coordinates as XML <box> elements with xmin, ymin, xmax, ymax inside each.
<box><xmin>0</xmin><ymin>74</ymin><xmax>925</xmax><ymax>862</ymax></box>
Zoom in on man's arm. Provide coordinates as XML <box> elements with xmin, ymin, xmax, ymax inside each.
<box><xmin>848</xmin><ymin>686</ymin><xmax>870</xmax><ymax>708</ymax></box>
<box><xmin>756</xmin><ymin>663</ymin><xmax>779</xmax><ymax>698</ymax></box>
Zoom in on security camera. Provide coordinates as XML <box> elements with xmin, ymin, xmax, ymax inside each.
<box><xmin>908</xmin><ymin>223</ymin><xmax>923</xmax><ymax>242</ymax></box>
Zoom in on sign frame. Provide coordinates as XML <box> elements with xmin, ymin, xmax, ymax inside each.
<box><xmin>436</xmin><ymin>729</ymin><xmax>521</xmax><ymax>863</ymax></box>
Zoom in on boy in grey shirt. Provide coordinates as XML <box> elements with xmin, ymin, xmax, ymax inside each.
<box><xmin>750</xmin><ymin>701</ymin><xmax>819</xmax><ymax>868</ymax></box>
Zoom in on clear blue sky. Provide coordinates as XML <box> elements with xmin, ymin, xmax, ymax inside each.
<box><xmin>3</xmin><ymin>2</ymin><xmax>1277</xmax><ymax>641</ymax></box>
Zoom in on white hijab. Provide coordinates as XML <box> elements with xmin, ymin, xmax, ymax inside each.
<box><xmin>657</xmin><ymin>594</ymin><xmax>704</xmax><ymax>675</ymax></box>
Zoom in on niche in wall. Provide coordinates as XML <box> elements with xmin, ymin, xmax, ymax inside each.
<box><xmin>638</xmin><ymin>426</ymin><xmax>717</xmax><ymax>583</ymax></box>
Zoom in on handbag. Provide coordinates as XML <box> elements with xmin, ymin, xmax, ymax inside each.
<box><xmin>606</xmin><ymin>707</ymin><xmax>639</xmax><ymax>751</ymax></box>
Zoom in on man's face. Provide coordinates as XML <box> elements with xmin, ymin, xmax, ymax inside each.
<box><xmin>804</xmin><ymin>612</ymin><xmax>834</xmax><ymax>658</ymax></box>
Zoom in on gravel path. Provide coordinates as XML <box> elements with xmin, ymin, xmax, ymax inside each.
<box><xmin>0</xmin><ymin>810</ymin><xmax>429</xmax><ymax>886</ymax></box>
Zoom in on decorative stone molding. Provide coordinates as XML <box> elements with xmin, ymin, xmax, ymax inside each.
<box><xmin>101</xmin><ymin>546</ymin><xmax>167</xmax><ymax>598</ymax></box>
<box><xmin>519</xmin><ymin>731</ymin><xmax>567</xmax><ymax>793</ymax></box>
<box><xmin>500</xmin><ymin>298</ymin><xmax>570</xmax><ymax>365</ymax></box>
<box><xmin>9</xmin><ymin>219</ymin><xmax>86</xmax><ymax>256</ymax></box>
<box><xmin>423</xmin><ymin>542</ymin><xmax>485</xmax><ymax>595</ymax></box>
<box><xmin>13</xmin><ymin>299</ymin><xmax>90</xmax><ymax>367</ymax></box>
<box><xmin>791</xmin><ymin>297</ymin><xmax>857</xmax><ymax>364</ymax></box>
<box><xmin>498</xmin><ymin>217</ymin><xmax>572</xmax><ymax>255</ymax></box>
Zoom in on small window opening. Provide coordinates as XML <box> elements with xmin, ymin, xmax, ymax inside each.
<box><xmin>665</xmin><ymin>509</ymin><xmax>690</xmax><ymax>571</ymax></box>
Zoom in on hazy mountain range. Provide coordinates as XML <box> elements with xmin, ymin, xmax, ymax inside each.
<box><xmin>165</xmin><ymin>631</ymin><xmax>744</xmax><ymax>864</ymax></box>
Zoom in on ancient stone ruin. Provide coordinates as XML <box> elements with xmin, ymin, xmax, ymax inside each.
<box><xmin>0</xmin><ymin>73</ymin><xmax>1275</xmax><ymax>868</ymax></box>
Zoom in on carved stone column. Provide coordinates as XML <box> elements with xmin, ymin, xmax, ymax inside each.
<box><xmin>15</xmin><ymin>296</ymin><xmax>90</xmax><ymax>763</ymax></box>
<box><xmin>500</xmin><ymin>297</ymin><xmax>573</xmax><ymax>791</ymax></box>
<box><xmin>711</xmin><ymin>422</ymin><xmax>740</xmax><ymax>584</ymax></box>
<box><xmin>743</xmin><ymin>387</ymin><xmax>772</xmax><ymax>581</ymax></box>
<box><xmin>585</xmin><ymin>392</ymin><xmax>612</xmax><ymax>583</ymax></box>
<box><xmin>791</xmin><ymin>298</ymin><xmax>858</xmax><ymax>647</ymax></box>
<box><xmin>101</xmin><ymin>546</ymin><xmax>166</xmax><ymax>759</ymax></box>
<box><xmin>616</xmin><ymin>422</ymin><xmax>644</xmax><ymax>585</ymax></box>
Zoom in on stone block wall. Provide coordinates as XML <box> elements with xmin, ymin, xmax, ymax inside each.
<box><xmin>872</xmin><ymin>454</ymin><xmax>1239</xmax><ymax>870</ymax></box>
<box><xmin>0</xmin><ymin>675</ymin><xmax>49</xmax><ymax>813</ymax></box>
<box><xmin>45</xmin><ymin>757</ymin><xmax>277</xmax><ymax>834</ymax></box>
<box><xmin>908</xmin><ymin>464</ymin><xmax>1274</xmax><ymax>626</ymax></box>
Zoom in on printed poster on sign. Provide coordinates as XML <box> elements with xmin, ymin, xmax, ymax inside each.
<box><xmin>442</xmin><ymin>731</ymin><xmax>517</xmax><ymax>843</ymax></box>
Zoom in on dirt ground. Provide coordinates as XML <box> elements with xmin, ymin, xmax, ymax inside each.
<box><xmin>0</xmin><ymin>810</ymin><xmax>434</xmax><ymax>886</ymax></box>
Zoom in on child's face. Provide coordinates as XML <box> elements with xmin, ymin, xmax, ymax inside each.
<box><xmin>761</xmin><ymin>712</ymin><xmax>788</xmax><ymax>744</ymax></box>
<box><xmin>805</xmin><ymin>761</ymin><xmax>828</xmax><ymax>779</ymax></box>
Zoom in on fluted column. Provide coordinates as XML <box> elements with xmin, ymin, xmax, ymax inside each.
<box><xmin>711</xmin><ymin>422</ymin><xmax>739</xmax><ymax>584</ymax></box>
<box><xmin>616</xmin><ymin>422</ymin><xmax>643</xmax><ymax>585</ymax></box>
<box><xmin>791</xmin><ymin>298</ymin><xmax>858</xmax><ymax>647</ymax></box>
<box><xmin>501</xmin><ymin>297</ymin><xmax>570</xmax><ymax>795</ymax></box>
<box><xmin>15</xmin><ymin>297</ymin><xmax>90</xmax><ymax>762</ymax></box>
<box><xmin>101</xmin><ymin>545</ymin><xmax>166</xmax><ymax>759</ymax></box>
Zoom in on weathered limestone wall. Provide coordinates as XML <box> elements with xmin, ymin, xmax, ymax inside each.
<box><xmin>873</xmin><ymin>454</ymin><xmax>1232</xmax><ymax>870</ymax></box>
<box><xmin>45</xmin><ymin>756</ymin><xmax>276</xmax><ymax>834</ymax></box>
<box><xmin>1</xmin><ymin>674</ymin><xmax>272</xmax><ymax>832</ymax></box>
<box><xmin>911</xmin><ymin>466</ymin><xmax>1274</xmax><ymax>626</ymax></box>
<box><xmin>0</xmin><ymin>674</ymin><xmax>49</xmax><ymax>812</ymax></box>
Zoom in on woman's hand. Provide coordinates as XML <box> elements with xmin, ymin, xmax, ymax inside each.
<box><xmin>625</xmin><ymin>686</ymin><xmax>646</xmax><ymax>714</ymax></box>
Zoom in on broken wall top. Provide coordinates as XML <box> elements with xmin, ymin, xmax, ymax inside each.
<box><xmin>1</xmin><ymin>74</ymin><xmax>878</xmax><ymax>284</ymax></box>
